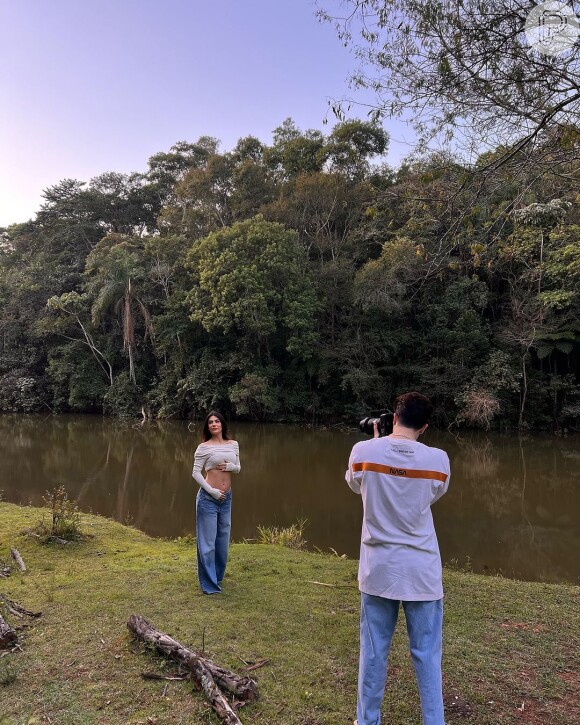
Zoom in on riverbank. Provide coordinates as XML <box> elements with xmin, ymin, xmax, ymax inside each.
<box><xmin>0</xmin><ymin>502</ymin><xmax>578</xmax><ymax>724</ymax></box>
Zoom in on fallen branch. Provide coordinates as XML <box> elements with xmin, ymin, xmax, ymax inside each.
<box><xmin>128</xmin><ymin>614</ymin><xmax>258</xmax><ymax>724</ymax></box>
<box><xmin>305</xmin><ymin>580</ymin><xmax>357</xmax><ymax>589</ymax></box>
<box><xmin>45</xmin><ymin>536</ymin><xmax>71</xmax><ymax>545</ymax></box>
<box><xmin>0</xmin><ymin>595</ymin><xmax>42</xmax><ymax>619</ymax></box>
<box><xmin>21</xmin><ymin>528</ymin><xmax>73</xmax><ymax>545</ymax></box>
<box><xmin>129</xmin><ymin>614</ymin><xmax>258</xmax><ymax>701</ymax></box>
<box><xmin>240</xmin><ymin>658</ymin><xmax>270</xmax><ymax>673</ymax></box>
<box><xmin>141</xmin><ymin>671</ymin><xmax>190</xmax><ymax>681</ymax></box>
<box><xmin>10</xmin><ymin>548</ymin><xmax>26</xmax><ymax>572</ymax></box>
<box><xmin>0</xmin><ymin>614</ymin><xmax>18</xmax><ymax>649</ymax></box>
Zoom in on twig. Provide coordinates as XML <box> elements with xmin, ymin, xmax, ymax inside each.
<box><xmin>141</xmin><ymin>672</ymin><xmax>189</xmax><ymax>681</ymax></box>
<box><xmin>240</xmin><ymin>658</ymin><xmax>270</xmax><ymax>673</ymax></box>
<box><xmin>305</xmin><ymin>580</ymin><xmax>358</xmax><ymax>589</ymax></box>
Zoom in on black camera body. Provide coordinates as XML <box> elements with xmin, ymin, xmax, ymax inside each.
<box><xmin>359</xmin><ymin>412</ymin><xmax>394</xmax><ymax>437</ymax></box>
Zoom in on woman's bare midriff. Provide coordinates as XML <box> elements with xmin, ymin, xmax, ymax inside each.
<box><xmin>206</xmin><ymin>469</ymin><xmax>232</xmax><ymax>493</ymax></box>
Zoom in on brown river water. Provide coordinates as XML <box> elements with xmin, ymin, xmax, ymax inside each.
<box><xmin>1</xmin><ymin>414</ymin><xmax>578</xmax><ymax>584</ymax></box>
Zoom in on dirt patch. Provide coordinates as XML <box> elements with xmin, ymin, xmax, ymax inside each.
<box><xmin>444</xmin><ymin>692</ymin><xmax>473</xmax><ymax>718</ymax></box>
<box><xmin>500</xmin><ymin>620</ymin><xmax>544</xmax><ymax>634</ymax></box>
<box><xmin>554</xmin><ymin>670</ymin><xmax>580</xmax><ymax>722</ymax></box>
<box><xmin>518</xmin><ymin>669</ymin><xmax>540</xmax><ymax>684</ymax></box>
<box><xmin>511</xmin><ymin>670</ymin><xmax>580</xmax><ymax>724</ymax></box>
<box><xmin>557</xmin><ymin>670</ymin><xmax>579</xmax><ymax>688</ymax></box>
<box><xmin>513</xmin><ymin>698</ymin><xmax>550</xmax><ymax>723</ymax></box>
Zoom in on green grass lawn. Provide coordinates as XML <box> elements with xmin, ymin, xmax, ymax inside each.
<box><xmin>0</xmin><ymin>502</ymin><xmax>578</xmax><ymax>724</ymax></box>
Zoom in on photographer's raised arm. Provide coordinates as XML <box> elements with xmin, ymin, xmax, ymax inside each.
<box><xmin>345</xmin><ymin>445</ymin><xmax>362</xmax><ymax>494</ymax></box>
<box><xmin>431</xmin><ymin>451</ymin><xmax>451</xmax><ymax>503</ymax></box>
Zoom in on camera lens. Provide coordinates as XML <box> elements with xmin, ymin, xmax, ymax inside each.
<box><xmin>359</xmin><ymin>417</ymin><xmax>379</xmax><ymax>436</ymax></box>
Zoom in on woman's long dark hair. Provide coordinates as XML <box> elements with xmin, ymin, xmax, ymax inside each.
<box><xmin>201</xmin><ymin>410</ymin><xmax>230</xmax><ymax>442</ymax></box>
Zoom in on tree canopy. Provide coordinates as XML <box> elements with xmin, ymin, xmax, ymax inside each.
<box><xmin>318</xmin><ymin>0</ymin><xmax>580</xmax><ymax>172</ymax></box>
<box><xmin>1</xmin><ymin>117</ymin><xmax>578</xmax><ymax>429</ymax></box>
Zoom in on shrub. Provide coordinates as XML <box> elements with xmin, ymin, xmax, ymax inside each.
<box><xmin>29</xmin><ymin>485</ymin><xmax>85</xmax><ymax>542</ymax></box>
<box><xmin>255</xmin><ymin>519</ymin><xmax>308</xmax><ymax>550</ymax></box>
<box><xmin>103</xmin><ymin>372</ymin><xmax>142</xmax><ymax>417</ymax></box>
<box><xmin>0</xmin><ymin>371</ymin><xmax>44</xmax><ymax>413</ymax></box>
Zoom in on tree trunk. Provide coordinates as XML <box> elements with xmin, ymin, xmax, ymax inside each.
<box><xmin>519</xmin><ymin>351</ymin><xmax>527</xmax><ymax>429</ymax></box>
<box><xmin>127</xmin><ymin>615</ymin><xmax>258</xmax><ymax>724</ymax></box>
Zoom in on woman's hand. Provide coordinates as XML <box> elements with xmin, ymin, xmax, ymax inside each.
<box><xmin>373</xmin><ymin>421</ymin><xmax>380</xmax><ymax>439</ymax></box>
<box><xmin>209</xmin><ymin>486</ymin><xmax>226</xmax><ymax>501</ymax></box>
<box><xmin>216</xmin><ymin>461</ymin><xmax>229</xmax><ymax>471</ymax></box>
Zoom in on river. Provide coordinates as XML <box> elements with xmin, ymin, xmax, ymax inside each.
<box><xmin>1</xmin><ymin>414</ymin><xmax>578</xmax><ymax>584</ymax></box>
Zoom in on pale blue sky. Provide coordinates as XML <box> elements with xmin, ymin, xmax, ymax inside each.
<box><xmin>0</xmin><ymin>0</ymin><xmax>410</xmax><ymax>227</ymax></box>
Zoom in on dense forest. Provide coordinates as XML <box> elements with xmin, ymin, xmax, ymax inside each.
<box><xmin>1</xmin><ymin>117</ymin><xmax>578</xmax><ymax>430</ymax></box>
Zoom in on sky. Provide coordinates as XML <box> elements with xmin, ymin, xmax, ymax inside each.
<box><xmin>0</xmin><ymin>0</ymin><xmax>412</xmax><ymax>227</ymax></box>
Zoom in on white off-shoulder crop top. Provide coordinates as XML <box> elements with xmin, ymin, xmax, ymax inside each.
<box><xmin>192</xmin><ymin>441</ymin><xmax>241</xmax><ymax>499</ymax></box>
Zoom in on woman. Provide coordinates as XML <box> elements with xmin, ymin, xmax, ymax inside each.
<box><xmin>192</xmin><ymin>411</ymin><xmax>240</xmax><ymax>594</ymax></box>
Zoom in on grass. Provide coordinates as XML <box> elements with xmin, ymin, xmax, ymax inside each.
<box><xmin>0</xmin><ymin>501</ymin><xmax>578</xmax><ymax>724</ymax></box>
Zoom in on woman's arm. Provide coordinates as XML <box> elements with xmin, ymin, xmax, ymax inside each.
<box><xmin>192</xmin><ymin>446</ymin><xmax>223</xmax><ymax>499</ymax></box>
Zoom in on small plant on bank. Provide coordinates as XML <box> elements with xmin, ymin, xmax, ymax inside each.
<box><xmin>256</xmin><ymin>519</ymin><xmax>308</xmax><ymax>550</ymax></box>
<box><xmin>28</xmin><ymin>485</ymin><xmax>86</xmax><ymax>542</ymax></box>
<box><xmin>445</xmin><ymin>556</ymin><xmax>473</xmax><ymax>574</ymax></box>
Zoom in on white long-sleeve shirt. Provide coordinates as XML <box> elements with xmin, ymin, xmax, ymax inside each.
<box><xmin>192</xmin><ymin>441</ymin><xmax>240</xmax><ymax>499</ymax></box>
<box><xmin>346</xmin><ymin>436</ymin><xmax>450</xmax><ymax>601</ymax></box>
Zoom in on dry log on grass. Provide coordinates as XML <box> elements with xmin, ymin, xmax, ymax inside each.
<box><xmin>128</xmin><ymin>614</ymin><xmax>258</xmax><ymax>702</ymax></box>
<box><xmin>0</xmin><ymin>595</ymin><xmax>42</xmax><ymax>619</ymax></box>
<box><xmin>0</xmin><ymin>614</ymin><xmax>18</xmax><ymax>649</ymax></box>
<box><xmin>128</xmin><ymin>614</ymin><xmax>258</xmax><ymax>725</ymax></box>
<box><xmin>10</xmin><ymin>548</ymin><xmax>26</xmax><ymax>572</ymax></box>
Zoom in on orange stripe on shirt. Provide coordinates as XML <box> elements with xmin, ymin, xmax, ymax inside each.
<box><xmin>351</xmin><ymin>461</ymin><xmax>448</xmax><ymax>483</ymax></box>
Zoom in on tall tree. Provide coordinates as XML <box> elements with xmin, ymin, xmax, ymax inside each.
<box><xmin>85</xmin><ymin>235</ymin><xmax>153</xmax><ymax>384</ymax></box>
<box><xmin>318</xmin><ymin>1</ymin><xmax>580</xmax><ymax>172</ymax></box>
<box><xmin>186</xmin><ymin>215</ymin><xmax>318</xmax><ymax>359</ymax></box>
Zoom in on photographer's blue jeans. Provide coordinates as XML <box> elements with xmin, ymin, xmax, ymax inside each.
<box><xmin>195</xmin><ymin>488</ymin><xmax>232</xmax><ymax>594</ymax></box>
<box><xmin>357</xmin><ymin>594</ymin><xmax>444</xmax><ymax>725</ymax></box>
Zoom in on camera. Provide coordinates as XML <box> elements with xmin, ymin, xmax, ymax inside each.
<box><xmin>359</xmin><ymin>412</ymin><xmax>393</xmax><ymax>437</ymax></box>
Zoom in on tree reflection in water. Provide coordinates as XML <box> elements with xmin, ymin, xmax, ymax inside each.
<box><xmin>0</xmin><ymin>415</ymin><xmax>578</xmax><ymax>584</ymax></box>
<box><xmin>439</xmin><ymin>432</ymin><xmax>579</xmax><ymax>582</ymax></box>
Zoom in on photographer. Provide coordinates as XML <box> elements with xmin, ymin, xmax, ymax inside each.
<box><xmin>346</xmin><ymin>392</ymin><xmax>450</xmax><ymax>725</ymax></box>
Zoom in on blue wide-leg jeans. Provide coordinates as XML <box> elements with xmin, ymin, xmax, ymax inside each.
<box><xmin>195</xmin><ymin>489</ymin><xmax>232</xmax><ymax>594</ymax></box>
<box><xmin>357</xmin><ymin>593</ymin><xmax>444</xmax><ymax>725</ymax></box>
